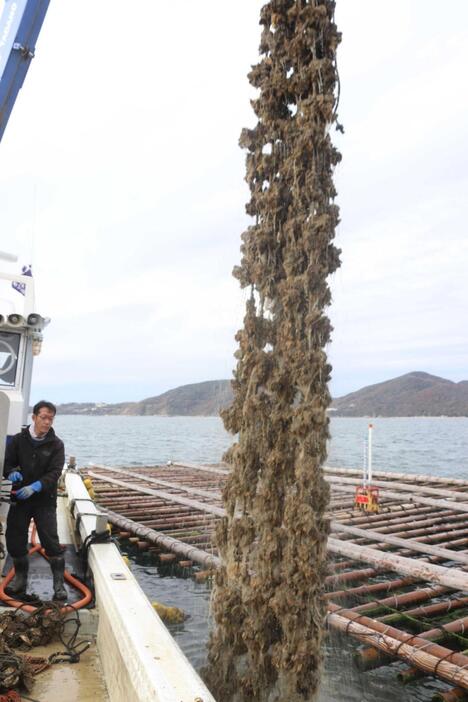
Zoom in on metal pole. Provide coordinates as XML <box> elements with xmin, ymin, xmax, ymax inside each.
<box><xmin>362</xmin><ymin>438</ymin><xmax>367</xmax><ymax>486</ymax></box>
<box><xmin>368</xmin><ymin>423</ymin><xmax>373</xmax><ymax>484</ymax></box>
<box><xmin>21</xmin><ymin>337</ymin><xmax>34</xmax><ymax>426</ymax></box>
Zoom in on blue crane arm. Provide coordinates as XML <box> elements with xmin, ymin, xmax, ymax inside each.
<box><xmin>0</xmin><ymin>0</ymin><xmax>50</xmax><ymax>143</ymax></box>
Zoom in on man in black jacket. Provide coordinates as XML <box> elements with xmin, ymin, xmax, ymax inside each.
<box><xmin>3</xmin><ymin>400</ymin><xmax>67</xmax><ymax>600</ymax></box>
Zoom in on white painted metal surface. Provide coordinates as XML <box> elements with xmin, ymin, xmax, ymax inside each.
<box><xmin>65</xmin><ymin>470</ymin><xmax>216</xmax><ymax>702</ymax></box>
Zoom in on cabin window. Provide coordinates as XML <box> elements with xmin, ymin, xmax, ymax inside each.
<box><xmin>0</xmin><ymin>331</ymin><xmax>20</xmax><ymax>387</ymax></box>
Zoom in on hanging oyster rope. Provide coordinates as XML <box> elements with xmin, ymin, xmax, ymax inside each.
<box><xmin>206</xmin><ymin>2</ymin><xmax>341</xmax><ymax>701</ymax></box>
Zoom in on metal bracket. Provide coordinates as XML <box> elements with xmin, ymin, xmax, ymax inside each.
<box><xmin>13</xmin><ymin>43</ymin><xmax>35</xmax><ymax>59</ymax></box>
<box><xmin>74</xmin><ymin>510</ymin><xmax>107</xmax><ymax>532</ymax></box>
<box><xmin>110</xmin><ymin>572</ymin><xmax>126</xmax><ymax>580</ymax></box>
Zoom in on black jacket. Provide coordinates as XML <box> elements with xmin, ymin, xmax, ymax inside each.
<box><xmin>3</xmin><ymin>426</ymin><xmax>65</xmax><ymax>500</ymax></box>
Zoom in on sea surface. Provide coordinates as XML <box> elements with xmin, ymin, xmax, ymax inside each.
<box><xmin>54</xmin><ymin>415</ymin><xmax>468</xmax><ymax>701</ymax></box>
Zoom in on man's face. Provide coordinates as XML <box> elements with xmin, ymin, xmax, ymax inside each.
<box><xmin>32</xmin><ymin>408</ymin><xmax>55</xmax><ymax>438</ymax></box>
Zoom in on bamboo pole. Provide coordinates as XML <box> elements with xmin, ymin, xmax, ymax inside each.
<box><xmin>329</xmin><ymin>483</ymin><xmax>468</xmax><ymax>514</ymax></box>
<box><xmin>357</xmin><ymin>614</ymin><xmax>468</xmax><ymax>670</ymax></box>
<box><xmin>327</xmin><ymin>537</ymin><xmax>468</xmax><ymax>591</ymax></box>
<box><xmin>334</xmin><ymin>503</ymin><xmax>433</xmax><ymax>525</ymax></box>
<box><xmin>326</xmin><ymin>474</ymin><xmax>468</xmax><ymax>502</ymax></box>
<box><xmin>349</xmin><ymin>530</ymin><xmax>468</xmax><ymax>565</ymax></box>
<box><xmin>327</xmin><ymin>603</ymin><xmax>468</xmax><ymax>687</ymax></box>
<box><xmin>328</xmin><ymin>559</ymin><xmax>361</xmax><ymax>572</ymax></box>
<box><xmin>350</xmin><ymin>584</ymin><xmax>449</xmax><ymax>615</ymax></box>
<box><xmin>326</xmin><ymin>576</ymin><xmax>416</xmax><ymax>601</ymax></box>
<box><xmin>351</xmin><ymin>524</ymin><xmax>468</xmax><ymax>550</ymax></box>
<box><xmin>142</xmin><ymin>516</ymin><xmax>217</xmax><ymax>530</ymax></box>
<box><xmin>331</xmin><ymin>522</ymin><xmax>468</xmax><ymax>567</ymax></box>
<box><xmin>87</xmin><ymin>471</ymin><xmax>225</xmax><ymax>518</ymax></box>
<box><xmin>104</xmin><ymin>509</ymin><xmax>220</xmax><ymax>570</ymax></box>
<box><xmin>89</xmin><ymin>463</ymin><xmax>224</xmax><ymax>501</ymax></box>
<box><xmin>379</xmin><ymin>594</ymin><xmax>468</xmax><ymax>624</ymax></box>
<box><xmin>324</xmin><ymin>466</ymin><xmax>468</xmax><ymax>487</ymax></box>
<box><xmin>374</xmin><ymin>514</ymin><xmax>468</xmax><ymax>536</ymax></box>
<box><xmin>397</xmin><ymin>666</ymin><xmax>426</xmax><ymax>683</ymax></box>
<box><xmin>328</xmin><ymin>613</ymin><xmax>468</xmax><ymax>689</ymax></box>
<box><xmin>325</xmin><ymin>567</ymin><xmax>381</xmax><ymax>586</ymax></box>
<box><xmin>421</xmin><ymin>616</ymin><xmax>468</xmax><ymax>642</ymax></box>
<box><xmin>354</xmin><ymin>647</ymin><xmax>394</xmax><ymax>672</ymax></box>
<box><xmin>340</xmin><ymin>505</ymin><xmax>440</xmax><ymax>528</ymax></box>
<box><xmin>172</xmin><ymin>461</ymin><xmax>229</xmax><ymax>475</ymax></box>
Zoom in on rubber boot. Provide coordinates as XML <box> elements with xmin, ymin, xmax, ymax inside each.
<box><xmin>49</xmin><ymin>556</ymin><xmax>67</xmax><ymax>600</ymax></box>
<box><xmin>6</xmin><ymin>556</ymin><xmax>29</xmax><ymax>596</ymax></box>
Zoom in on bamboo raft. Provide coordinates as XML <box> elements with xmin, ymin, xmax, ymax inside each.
<box><xmin>83</xmin><ymin>462</ymin><xmax>468</xmax><ymax>700</ymax></box>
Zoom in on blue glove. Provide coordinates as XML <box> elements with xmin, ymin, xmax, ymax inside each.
<box><xmin>7</xmin><ymin>471</ymin><xmax>22</xmax><ymax>483</ymax></box>
<box><xmin>16</xmin><ymin>481</ymin><xmax>42</xmax><ymax>500</ymax></box>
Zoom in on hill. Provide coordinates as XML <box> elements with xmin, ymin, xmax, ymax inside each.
<box><xmin>331</xmin><ymin>372</ymin><xmax>468</xmax><ymax>417</ymax></box>
<box><xmin>56</xmin><ymin>372</ymin><xmax>468</xmax><ymax>418</ymax></box>
<box><xmin>56</xmin><ymin>379</ymin><xmax>233</xmax><ymax>417</ymax></box>
<box><xmin>130</xmin><ymin>379</ymin><xmax>233</xmax><ymax>416</ymax></box>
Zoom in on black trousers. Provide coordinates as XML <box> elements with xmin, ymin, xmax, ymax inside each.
<box><xmin>6</xmin><ymin>499</ymin><xmax>62</xmax><ymax>558</ymax></box>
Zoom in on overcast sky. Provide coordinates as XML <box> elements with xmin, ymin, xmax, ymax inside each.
<box><xmin>1</xmin><ymin>0</ymin><xmax>467</xmax><ymax>403</ymax></box>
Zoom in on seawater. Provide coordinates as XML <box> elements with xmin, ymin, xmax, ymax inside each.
<box><xmin>53</xmin><ymin>415</ymin><xmax>468</xmax><ymax>701</ymax></box>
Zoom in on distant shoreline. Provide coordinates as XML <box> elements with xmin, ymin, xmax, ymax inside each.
<box><xmin>49</xmin><ymin>371</ymin><xmax>468</xmax><ymax>418</ymax></box>
<box><xmin>54</xmin><ymin>413</ymin><xmax>468</xmax><ymax>420</ymax></box>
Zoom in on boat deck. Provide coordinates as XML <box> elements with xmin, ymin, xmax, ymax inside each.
<box><xmin>85</xmin><ymin>462</ymin><xmax>468</xmax><ymax>698</ymax></box>
<box><xmin>25</xmin><ymin>635</ymin><xmax>109</xmax><ymax>702</ymax></box>
<box><xmin>0</xmin><ymin>495</ymin><xmax>109</xmax><ymax>701</ymax></box>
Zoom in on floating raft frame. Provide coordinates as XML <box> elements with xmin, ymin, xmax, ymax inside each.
<box><xmin>84</xmin><ymin>462</ymin><xmax>468</xmax><ymax>699</ymax></box>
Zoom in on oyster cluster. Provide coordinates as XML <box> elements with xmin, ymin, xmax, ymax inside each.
<box><xmin>0</xmin><ymin>604</ymin><xmax>66</xmax><ymax>691</ymax></box>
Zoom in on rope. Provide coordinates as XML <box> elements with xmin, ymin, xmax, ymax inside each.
<box><xmin>52</xmin><ymin>607</ymin><xmax>91</xmax><ymax>663</ymax></box>
<box><xmin>0</xmin><ymin>651</ymin><xmax>37</xmax><ymax>692</ymax></box>
<box><xmin>0</xmin><ymin>604</ymin><xmax>91</xmax><ymax>692</ymax></box>
<box><xmin>0</xmin><ymin>602</ymin><xmax>70</xmax><ymax>647</ymax></box>
<box><xmin>78</xmin><ymin>528</ymin><xmax>114</xmax><ymax>582</ymax></box>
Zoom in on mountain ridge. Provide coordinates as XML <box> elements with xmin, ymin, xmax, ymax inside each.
<box><xmin>54</xmin><ymin>372</ymin><xmax>468</xmax><ymax>417</ymax></box>
<box><xmin>330</xmin><ymin>371</ymin><xmax>468</xmax><ymax>417</ymax></box>
<box><xmin>56</xmin><ymin>379</ymin><xmax>233</xmax><ymax>417</ymax></box>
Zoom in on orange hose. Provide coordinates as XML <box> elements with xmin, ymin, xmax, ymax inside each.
<box><xmin>0</xmin><ymin>522</ymin><xmax>92</xmax><ymax>612</ymax></box>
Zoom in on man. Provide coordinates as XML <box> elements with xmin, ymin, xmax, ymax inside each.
<box><xmin>3</xmin><ymin>400</ymin><xmax>67</xmax><ymax>600</ymax></box>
